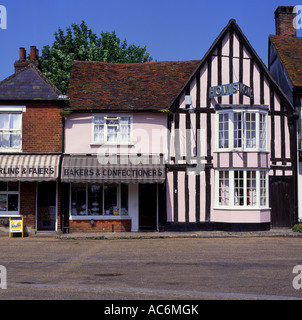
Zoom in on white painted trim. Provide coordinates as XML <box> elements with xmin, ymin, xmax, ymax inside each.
<box><xmin>0</xmin><ymin>106</ymin><xmax>26</xmax><ymax>112</ymax></box>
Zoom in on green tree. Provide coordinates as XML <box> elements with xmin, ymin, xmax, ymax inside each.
<box><xmin>39</xmin><ymin>21</ymin><xmax>152</xmax><ymax>93</ymax></box>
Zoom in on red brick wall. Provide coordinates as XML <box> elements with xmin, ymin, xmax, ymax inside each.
<box><xmin>69</xmin><ymin>219</ymin><xmax>132</xmax><ymax>233</ymax></box>
<box><xmin>22</xmin><ymin>102</ymin><xmax>63</xmax><ymax>153</ymax></box>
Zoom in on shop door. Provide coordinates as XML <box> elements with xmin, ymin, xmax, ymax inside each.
<box><xmin>139</xmin><ymin>184</ymin><xmax>157</xmax><ymax>230</ymax></box>
<box><xmin>269</xmin><ymin>176</ymin><xmax>295</xmax><ymax>228</ymax></box>
<box><xmin>37</xmin><ymin>182</ymin><xmax>56</xmax><ymax>231</ymax></box>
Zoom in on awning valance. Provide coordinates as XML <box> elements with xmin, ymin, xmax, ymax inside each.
<box><xmin>61</xmin><ymin>154</ymin><xmax>165</xmax><ymax>184</ymax></box>
<box><xmin>0</xmin><ymin>154</ymin><xmax>61</xmax><ymax>182</ymax></box>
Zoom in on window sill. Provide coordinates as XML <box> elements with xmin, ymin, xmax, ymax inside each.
<box><xmin>90</xmin><ymin>142</ymin><xmax>134</xmax><ymax>146</ymax></box>
<box><xmin>213</xmin><ymin>206</ymin><xmax>270</xmax><ymax>211</ymax></box>
<box><xmin>214</xmin><ymin>149</ymin><xmax>269</xmax><ymax>153</ymax></box>
<box><xmin>70</xmin><ymin>215</ymin><xmax>131</xmax><ymax>220</ymax></box>
<box><xmin>0</xmin><ymin>149</ymin><xmax>22</xmax><ymax>153</ymax></box>
<box><xmin>0</xmin><ymin>214</ymin><xmax>22</xmax><ymax>217</ymax></box>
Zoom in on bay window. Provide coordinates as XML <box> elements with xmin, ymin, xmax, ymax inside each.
<box><xmin>93</xmin><ymin>115</ymin><xmax>132</xmax><ymax>144</ymax></box>
<box><xmin>216</xmin><ymin>108</ymin><xmax>268</xmax><ymax>151</ymax></box>
<box><xmin>216</xmin><ymin>170</ymin><xmax>268</xmax><ymax>209</ymax></box>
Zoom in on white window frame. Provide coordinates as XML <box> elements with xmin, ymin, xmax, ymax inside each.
<box><xmin>92</xmin><ymin>114</ymin><xmax>133</xmax><ymax>145</ymax></box>
<box><xmin>0</xmin><ymin>112</ymin><xmax>23</xmax><ymax>152</ymax></box>
<box><xmin>0</xmin><ymin>182</ymin><xmax>20</xmax><ymax>217</ymax></box>
<box><xmin>215</xmin><ymin>170</ymin><xmax>269</xmax><ymax>209</ymax></box>
<box><xmin>215</xmin><ymin>108</ymin><xmax>268</xmax><ymax>152</ymax></box>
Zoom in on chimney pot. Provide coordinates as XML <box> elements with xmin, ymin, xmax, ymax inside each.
<box><xmin>30</xmin><ymin>45</ymin><xmax>37</xmax><ymax>60</ymax></box>
<box><xmin>275</xmin><ymin>6</ymin><xmax>297</xmax><ymax>37</ymax></box>
<box><xmin>19</xmin><ymin>47</ymin><xmax>26</xmax><ymax>60</ymax></box>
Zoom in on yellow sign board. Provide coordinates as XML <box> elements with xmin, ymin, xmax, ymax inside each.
<box><xmin>9</xmin><ymin>217</ymin><xmax>23</xmax><ymax>238</ymax></box>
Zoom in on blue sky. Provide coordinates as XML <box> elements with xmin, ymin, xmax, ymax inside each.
<box><xmin>0</xmin><ymin>0</ymin><xmax>301</xmax><ymax>81</ymax></box>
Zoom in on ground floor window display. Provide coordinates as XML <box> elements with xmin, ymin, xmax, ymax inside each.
<box><xmin>71</xmin><ymin>183</ymin><xmax>128</xmax><ymax>217</ymax></box>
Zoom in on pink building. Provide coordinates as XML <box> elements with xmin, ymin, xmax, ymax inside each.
<box><xmin>61</xmin><ymin>19</ymin><xmax>297</xmax><ymax>233</ymax></box>
<box><xmin>166</xmin><ymin>19</ymin><xmax>297</xmax><ymax>231</ymax></box>
<box><xmin>62</xmin><ymin>60</ymin><xmax>198</xmax><ymax>232</ymax></box>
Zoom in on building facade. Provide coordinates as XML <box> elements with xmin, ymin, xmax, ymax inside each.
<box><xmin>62</xmin><ymin>60</ymin><xmax>198</xmax><ymax>232</ymax></box>
<box><xmin>0</xmin><ymin>47</ymin><xmax>65</xmax><ymax>234</ymax></box>
<box><xmin>165</xmin><ymin>19</ymin><xmax>297</xmax><ymax>231</ymax></box>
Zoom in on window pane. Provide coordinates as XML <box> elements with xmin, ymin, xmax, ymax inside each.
<box><xmin>0</xmin><ymin>114</ymin><xmax>9</xmax><ymax>130</ymax></box>
<box><xmin>0</xmin><ymin>133</ymin><xmax>10</xmax><ymax>148</ymax></box>
<box><xmin>104</xmin><ymin>184</ymin><xmax>118</xmax><ymax>214</ymax></box>
<box><xmin>0</xmin><ymin>182</ymin><xmax>7</xmax><ymax>191</ymax></box>
<box><xmin>260</xmin><ymin>172</ymin><xmax>267</xmax><ymax>206</ymax></box>
<box><xmin>234</xmin><ymin>171</ymin><xmax>244</xmax><ymax>206</ymax></box>
<box><xmin>8</xmin><ymin>182</ymin><xmax>18</xmax><ymax>191</ymax></box>
<box><xmin>88</xmin><ymin>184</ymin><xmax>102</xmax><ymax>216</ymax></box>
<box><xmin>94</xmin><ymin>124</ymin><xmax>105</xmax><ymax>142</ymax></box>
<box><xmin>218</xmin><ymin>114</ymin><xmax>229</xmax><ymax>148</ymax></box>
<box><xmin>259</xmin><ymin>114</ymin><xmax>266</xmax><ymax>149</ymax></box>
<box><xmin>71</xmin><ymin>185</ymin><xmax>86</xmax><ymax>216</ymax></box>
<box><xmin>107</xmin><ymin>126</ymin><xmax>118</xmax><ymax>142</ymax></box>
<box><xmin>121</xmin><ymin>184</ymin><xmax>128</xmax><ymax>215</ymax></box>
<box><xmin>219</xmin><ymin>171</ymin><xmax>229</xmax><ymax>206</ymax></box>
<box><xmin>8</xmin><ymin>194</ymin><xmax>18</xmax><ymax>211</ymax></box>
<box><xmin>234</xmin><ymin>113</ymin><xmax>242</xmax><ymax>148</ymax></box>
<box><xmin>245</xmin><ymin>113</ymin><xmax>256</xmax><ymax>148</ymax></box>
<box><xmin>0</xmin><ymin>195</ymin><xmax>8</xmax><ymax>211</ymax></box>
<box><xmin>247</xmin><ymin>171</ymin><xmax>257</xmax><ymax>206</ymax></box>
<box><xmin>10</xmin><ymin>114</ymin><xmax>22</xmax><ymax>130</ymax></box>
<box><xmin>10</xmin><ymin>132</ymin><xmax>22</xmax><ymax>148</ymax></box>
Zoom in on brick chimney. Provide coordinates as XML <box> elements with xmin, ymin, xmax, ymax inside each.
<box><xmin>275</xmin><ymin>6</ymin><xmax>297</xmax><ymax>37</ymax></box>
<box><xmin>14</xmin><ymin>46</ymin><xmax>41</xmax><ymax>73</ymax></box>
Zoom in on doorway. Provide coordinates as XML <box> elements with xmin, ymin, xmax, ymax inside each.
<box><xmin>269</xmin><ymin>176</ymin><xmax>295</xmax><ymax>228</ymax></box>
<box><xmin>37</xmin><ymin>182</ymin><xmax>57</xmax><ymax>231</ymax></box>
<box><xmin>139</xmin><ymin>184</ymin><xmax>157</xmax><ymax>231</ymax></box>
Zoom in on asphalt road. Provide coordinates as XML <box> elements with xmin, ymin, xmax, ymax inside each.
<box><xmin>0</xmin><ymin>236</ymin><xmax>302</xmax><ymax>300</ymax></box>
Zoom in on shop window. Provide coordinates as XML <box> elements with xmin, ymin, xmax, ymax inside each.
<box><xmin>215</xmin><ymin>170</ymin><xmax>268</xmax><ymax>209</ymax></box>
<box><xmin>216</xmin><ymin>108</ymin><xmax>267</xmax><ymax>151</ymax></box>
<box><xmin>0</xmin><ymin>113</ymin><xmax>22</xmax><ymax>150</ymax></box>
<box><xmin>93</xmin><ymin>115</ymin><xmax>132</xmax><ymax>144</ymax></box>
<box><xmin>71</xmin><ymin>183</ymin><xmax>128</xmax><ymax>217</ymax></box>
<box><xmin>0</xmin><ymin>182</ymin><xmax>20</xmax><ymax>215</ymax></box>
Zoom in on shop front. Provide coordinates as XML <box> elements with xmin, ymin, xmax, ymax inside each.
<box><xmin>0</xmin><ymin>154</ymin><xmax>61</xmax><ymax>233</ymax></box>
<box><xmin>61</xmin><ymin>154</ymin><xmax>166</xmax><ymax>232</ymax></box>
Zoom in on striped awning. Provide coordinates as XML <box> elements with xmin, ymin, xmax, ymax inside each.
<box><xmin>61</xmin><ymin>154</ymin><xmax>166</xmax><ymax>184</ymax></box>
<box><xmin>0</xmin><ymin>154</ymin><xmax>61</xmax><ymax>182</ymax></box>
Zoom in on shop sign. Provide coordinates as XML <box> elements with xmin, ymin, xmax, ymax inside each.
<box><xmin>209</xmin><ymin>82</ymin><xmax>253</xmax><ymax>99</ymax></box>
<box><xmin>9</xmin><ymin>217</ymin><xmax>23</xmax><ymax>238</ymax></box>
<box><xmin>63</xmin><ymin>168</ymin><xmax>164</xmax><ymax>179</ymax></box>
<box><xmin>0</xmin><ymin>167</ymin><xmax>55</xmax><ymax>176</ymax></box>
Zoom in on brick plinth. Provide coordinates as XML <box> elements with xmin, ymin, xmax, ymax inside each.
<box><xmin>69</xmin><ymin>219</ymin><xmax>132</xmax><ymax>233</ymax></box>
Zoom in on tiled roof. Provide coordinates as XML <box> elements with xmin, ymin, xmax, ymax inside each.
<box><xmin>66</xmin><ymin>60</ymin><xmax>200</xmax><ymax>111</ymax></box>
<box><xmin>0</xmin><ymin>64</ymin><xmax>62</xmax><ymax>100</ymax></box>
<box><xmin>270</xmin><ymin>35</ymin><xmax>302</xmax><ymax>87</ymax></box>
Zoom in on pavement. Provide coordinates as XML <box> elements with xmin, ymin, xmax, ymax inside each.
<box><xmin>1</xmin><ymin>227</ymin><xmax>302</xmax><ymax>240</ymax></box>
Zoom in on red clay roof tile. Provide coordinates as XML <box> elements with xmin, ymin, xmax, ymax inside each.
<box><xmin>67</xmin><ymin>60</ymin><xmax>200</xmax><ymax>111</ymax></box>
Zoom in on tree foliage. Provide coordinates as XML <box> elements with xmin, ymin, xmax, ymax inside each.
<box><xmin>39</xmin><ymin>21</ymin><xmax>153</xmax><ymax>93</ymax></box>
